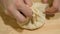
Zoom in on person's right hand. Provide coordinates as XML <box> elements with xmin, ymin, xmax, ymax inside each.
<box><xmin>2</xmin><ymin>0</ymin><xmax>32</xmax><ymax>23</ymax></box>
<box><xmin>43</xmin><ymin>0</ymin><xmax>60</xmax><ymax>15</ymax></box>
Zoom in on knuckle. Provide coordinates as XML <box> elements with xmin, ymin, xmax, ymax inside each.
<box><xmin>7</xmin><ymin>5</ymin><xmax>14</xmax><ymax>11</ymax></box>
<box><xmin>16</xmin><ymin>3</ymin><xmax>20</xmax><ymax>7</ymax></box>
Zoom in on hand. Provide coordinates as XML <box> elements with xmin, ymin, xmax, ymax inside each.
<box><xmin>43</xmin><ymin>0</ymin><xmax>60</xmax><ymax>15</ymax></box>
<box><xmin>2</xmin><ymin>0</ymin><xmax>32</xmax><ymax>22</ymax></box>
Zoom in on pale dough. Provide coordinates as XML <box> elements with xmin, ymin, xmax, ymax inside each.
<box><xmin>17</xmin><ymin>2</ymin><xmax>48</xmax><ymax>30</ymax></box>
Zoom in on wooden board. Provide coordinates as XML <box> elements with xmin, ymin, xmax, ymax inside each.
<box><xmin>0</xmin><ymin>0</ymin><xmax>60</xmax><ymax>34</ymax></box>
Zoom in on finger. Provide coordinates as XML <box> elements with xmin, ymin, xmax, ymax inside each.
<box><xmin>24</xmin><ymin>0</ymin><xmax>32</xmax><ymax>6</ymax></box>
<box><xmin>58</xmin><ymin>0</ymin><xmax>60</xmax><ymax>12</ymax></box>
<box><xmin>15</xmin><ymin>0</ymin><xmax>32</xmax><ymax>18</ymax></box>
<box><xmin>15</xmin><ymin>0</ymin><xmax>26</xmax><ymax>7</ymax></box>
<box><xmin>58</xmin><ymin>5</ymin><xmax>60</xmax><ymax>12</ymax></box>
<box><xmin>7</xmin><ymin>5</ymin><xmax>26</xmax><ymax>23</ymax></box>
<box><xmin>45</xmin><ymin>7</ymin><xmax>58</xmax><ymax>14</ymax></box>
<box><xmin>53</xmin><ymin>0</ymin><xmax>59</xmax><ymax>8</ymax></box>
<box><xmin>18</xmin><ymin>5</ymin><xmax>33</xmax><ymax>18</ymax></box>
<box><xmin>42</xmin><ymin>0</ymin><xmax>48</xmax><ymax>3</ymax></box>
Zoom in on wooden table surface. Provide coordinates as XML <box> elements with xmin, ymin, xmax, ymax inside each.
<box><xmin>0</xmin><ymin>1</ymin><xmax>60</xmax><ymax>34</ymax></box>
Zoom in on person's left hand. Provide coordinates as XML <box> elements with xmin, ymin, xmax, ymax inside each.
<box><xmin>2</xmin><ymin>0</ymin><xmax>32</xmax><ymax>23</ymax></box>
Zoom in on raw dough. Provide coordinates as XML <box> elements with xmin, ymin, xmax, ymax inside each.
<box><xmin>17</xmin><ymin>2</ymin><xmax>48</xmax><ymax>30</ymax></box>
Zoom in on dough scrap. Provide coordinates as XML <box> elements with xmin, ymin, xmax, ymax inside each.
<box><xmin>17</xmin><ymin>2</ymin><xmax>48</xmax><ymax>30</ymax></box>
